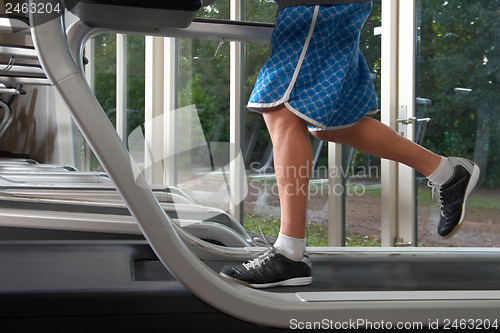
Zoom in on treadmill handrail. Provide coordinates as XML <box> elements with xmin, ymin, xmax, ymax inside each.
<box><xmin>0</xmin><ymin>76</ymin><xmax>51</xmax><ymax>86</ymax></box>
<box><xmin>0</xmin><ymin>173</ymin><xmax>193</xmax><ymax>202</ymax></box>
<box><xmin>0</xmin><ymin>64</ymin><xmax>45</xmax><ymax>78</ymax></box>
<box><xmin>0</xmin><ymin>44</ymin><xmax>39</xmax><ymax>60</ymax></box>
<box><xmin>0</xmin><ymin>17</ymin><xmax>31</xmax><ymax>34</ymax></box>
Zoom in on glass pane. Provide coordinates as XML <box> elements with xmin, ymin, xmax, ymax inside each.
<box><xmin>94</xmin><ymin>34</ymin><xmax>117</xmax><ymax>119</ymax></box>
<box><xmin>244</xmin><ymin>0</ymin><xmax>277</xmax><ymax>23</ymax></box>
<box><xmin>126</xmin><ymin>35</ymin><xmax>145</xmax><ymax>143</ymax></box>
<box><xmin>92</xmin><ymin>34</ymin><xmax>116</xmax><ymax>171</ymax></box>
<box><xmin>241</xmin><ymin>0</ymin><xmax>279</xmax><ymax>238</ymax></box>
<box><xmin>244</xmin><ymin>40</ymin><xmax>277</xmax><ymax>236</ymax></box>
<box><xmin>91</xmin><ymin>34</ymin><xmax>145</xmax><ymax>171</ymax></box>
<box><xmin>197</xmin><ymin>0</ymin><xmax>276</xmax><ymax>23</ymax></box>
<box><xmin>175</xmin><ymin>38</ymin><xmax>232</xmax><ymax>210</ymax></box>
<box><xmin>416</xmin><ymin>0</ymin><xmax>500</xmax><ymax>247</ymax></box>
<box><xmin>196</xmin><ymin>0</ymin><xmax>230</xmax><ymax>20</ymax></box>
<box><xmin>344</xmin><ymin>1</ymin><xmax>382</xmax><ymax>246</ymax></box>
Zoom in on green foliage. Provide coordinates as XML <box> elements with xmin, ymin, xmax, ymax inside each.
<box><xmin>360</xmin><ymin>1</ymin><xmax>382</xmax><ymax>97</ymax></box>
<box><xmin>244</xmin><ymin>0</ymin><xmax>277</xmax><ymax>23</ymax></box>
<box><xmin>417</xmin><ymin>0</ymin><xmax>499</xmax><ymax>186</ymax></box>
<box><xmin>244</xmin><ymin>214</ymin><xmax>381</xmax><ymax>247</ymax></box>
<box><xmin>182</xmin><ymin>0</ymin><xmax>276</xmax><ymax>165</ymax></box>
<box><xmin>196</xmin><ymin>0</ymin><xmax>230</xmax><ymax>19</ymax></box>
<box><xmin>178</xmin><ymin>38</ymin><xmax>231</xmax><ymax>148</ymax></box>
<box><xmin>93</xmin><ymin>34</ymin><xmax>145</xmax><ymax>138</ymax></box>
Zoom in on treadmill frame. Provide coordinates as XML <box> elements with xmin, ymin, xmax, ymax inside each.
<box><xmin>29</xmin><ymin>0</ymin><xmax>500</xmax><ymax>328</ymax></box>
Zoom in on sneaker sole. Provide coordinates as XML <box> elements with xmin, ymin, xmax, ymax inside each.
<box><xmin>442</xmin><ymin>162</ymin><xmax>480</xmax><ymax>239</ymax></box>
<box><xmin>220</xmin><ymin>273</ymin><xmax>312</xmax><ymax>289</ymax></box>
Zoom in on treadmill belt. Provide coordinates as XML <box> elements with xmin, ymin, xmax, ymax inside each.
<box><xmin>141</xmin><ymin>256</ymin><xmax>500</xmax><ymax>293</ymax></box>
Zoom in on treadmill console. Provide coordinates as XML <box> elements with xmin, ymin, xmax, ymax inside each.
<box><xmin>65</xmin><ymin>0</ymin><xmax>203</xmax><ymax>31</ymax></box>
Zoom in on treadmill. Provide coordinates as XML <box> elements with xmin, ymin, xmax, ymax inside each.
<box><xmin>0</xmin><ymin>157</ymin><xmax>255</xmax><ymax>247</ymax></box>
<box><xmin>1</xmin><ymin>0</ymin><xmax>499</xmax><ymax>330</ymax></box>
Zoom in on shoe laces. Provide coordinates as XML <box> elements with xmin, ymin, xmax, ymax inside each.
<box><xmin>242</xmin><ymin>248</ymin><xmax>275</xmax><ymax>270</ymax></box>
<box><xmin>243</xmin><ymin>227</ymin><xmax>275</xmax><ymax>270</ymax></box>
<box><xmin>428</xmin><ymin>181</ymin><xmax>445</xmax><ymax>217</ymax></box>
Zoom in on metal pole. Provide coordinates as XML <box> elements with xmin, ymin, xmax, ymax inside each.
<box><xmin>230</xmin><ymin>0</ymin><xmax>245</xmax><ymax>222</ymax></box>
<box><xmin>380</xmin><ymin>0</ymin><xmax>399</xmax><ymax>246</ymax></box>
<box><xmin>116</xmin><ymin>34</ymin><xmax>128</xmax><ymax>144</ymax></box>
<box><xmin>328</xmin><ymin>143</ymin><xmax>346</xmax><ymax>246</ymax></box>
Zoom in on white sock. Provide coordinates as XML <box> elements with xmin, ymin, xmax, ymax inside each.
<box><xmin>427</xmin><ymin>157</ymin><xmax>454</xmax><ymax>186</ymax></box>
<box><xmin>273</xmin><ymin>233</ymin><xmax>305</xmax><ymax>261</ymax></box>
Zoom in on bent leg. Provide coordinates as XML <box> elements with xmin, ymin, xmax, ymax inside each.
<box><xmin>262</xmin><ymin>105</ymin><xmax>313</xmax><ymax>239</ymax></box>
<box><xmin>311</xmin><ymin>117</ymin><xmax>441</xmax><ymax>176</ymax></box>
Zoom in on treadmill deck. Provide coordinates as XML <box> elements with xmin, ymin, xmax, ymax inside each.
<box><xmin>1</xmin><ymin>241</ymin><xmax>500</xmax><ymax>331</ymax></box>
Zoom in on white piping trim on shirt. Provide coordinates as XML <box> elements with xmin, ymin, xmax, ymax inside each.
<box><xmin>307</xmin><ymin>109</ymin><xmax>379</xmax><ymax>132</ymax></box>
<box><xmin>283</xmin><ymin>5</ymin><xmax>320</xmax><ymax>102</ymax></box>
<box><xmin>284</xmin><ymin>101</ymin><xmax>326</xmax><ymax>129</ymax></box>
<box><xmin>247</xmin><ymin>6</ymin><xmax>321</xmax><ymax>119</ymax></box>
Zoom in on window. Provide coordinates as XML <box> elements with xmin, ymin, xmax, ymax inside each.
<box><xmin>85</xmin><ymin>0</ymin><xmax>498</xmax><ymax>248</ymax></box>
<box><xmin>416</xmin><ymin>0</ymin><xmax>499</xmax><ymax>247</ymax></box>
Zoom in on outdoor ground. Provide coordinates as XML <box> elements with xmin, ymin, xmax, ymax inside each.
<box><xmin>344</xmin><ymin>187</ymin><xmax>500</xmax><ymax>247</ymax></box>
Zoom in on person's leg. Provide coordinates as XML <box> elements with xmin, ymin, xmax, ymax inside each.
<box><xmin>262</xmin><ymin>105</ymin><xmax>313</xmax><ymax>240</ymax></box>
<box><xmin>311</xmin><ymin>116</ymin><xmax>480</xmax><ymax>238</ymax></box>
<box><xmin>311</xmin><ymin>116</ymin><xmax>441</xmax><ymax>176</ymax></box>
<box><xmin>219</xmin><ymin>104</ymin><xmax>314</xmax><ymax>288</ymax></box>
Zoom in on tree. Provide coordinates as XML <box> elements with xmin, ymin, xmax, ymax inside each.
<box><xmin>93</xmin><ymin>34</ymin><xmax>145</xmax><ymax>137</ymax></box>
<box><xmin>417</xmin><ymin>0</ymin><xmax>499</xmax><ymax>186</ymax></box>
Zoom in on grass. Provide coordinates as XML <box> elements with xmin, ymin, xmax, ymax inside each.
<box><xmin>465</xmin><ymin>194</ymin><xmax>500</xmax><ymax>210</ymax></box>
<box><xmin>244</xmin><ymin>214</ymin><xmax>381</xmax><ymax>247</ymax></box>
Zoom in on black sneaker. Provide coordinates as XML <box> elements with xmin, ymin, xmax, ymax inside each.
<box><xmin>428</xmin><ymin>157</ymin><xmax>480</xmax><ymax>238</ymax></box>
<box><xmin>219</xmin><ymin>246</ymin><xmax>312</xmax><ymax>289</ymax></box>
